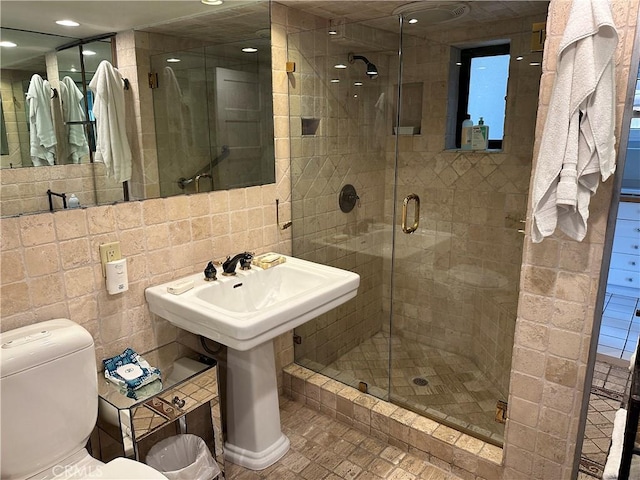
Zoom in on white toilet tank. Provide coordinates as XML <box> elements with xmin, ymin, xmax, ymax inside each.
<box><xmin>0</xmin><ymin>319</ymin><xmax>98</xmax><ymax>479</ymax></box>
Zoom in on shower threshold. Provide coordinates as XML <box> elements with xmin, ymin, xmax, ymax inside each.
<box><xmin>298</xmin><ymin>331</ymin><xmax>506</xmax><ymax>444</ymax></box>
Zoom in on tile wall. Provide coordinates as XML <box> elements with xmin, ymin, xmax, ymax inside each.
<box><xmin>0</xmin><ymin>15</ymin><xmax>295</xmax><ymax>391</ymax></box>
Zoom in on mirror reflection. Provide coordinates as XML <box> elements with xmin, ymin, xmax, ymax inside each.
<box><xmin>0</xmin><ymin>0</ymin><xmax>275</xmax><ymax>216</ymax></box>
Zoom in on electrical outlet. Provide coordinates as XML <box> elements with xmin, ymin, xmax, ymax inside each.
<box><xmin>100</xmin><ymin>242</ymin><xmax>122</xmax><ymax>277</ymax></box>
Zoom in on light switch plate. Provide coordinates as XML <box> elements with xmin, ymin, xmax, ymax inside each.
<box><xmin>100</xmin><ymin>242</ymin><xmax>122</xmax><ymax>277</ymax></box>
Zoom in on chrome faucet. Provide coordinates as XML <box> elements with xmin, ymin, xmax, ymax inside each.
<box><xmin>222</xmin><ymin>252</ymin><xmax>254</xmax><ymax>276</ymax></box>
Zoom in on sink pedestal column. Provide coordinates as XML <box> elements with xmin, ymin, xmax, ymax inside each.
<box><xmin>224</xmin><ymin>340</ymin><xmax>290</xmax><ymax>470</ymax></box>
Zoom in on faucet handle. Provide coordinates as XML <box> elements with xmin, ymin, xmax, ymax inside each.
<box><xmin>240</xmin><ymin>252</ymin><xmax>254</xmax><ymax>270</ymax></box>
<box><xmin>204</xmin><ymin>261</ymin><xmax>217</xmax><ymax>281</ymax></box>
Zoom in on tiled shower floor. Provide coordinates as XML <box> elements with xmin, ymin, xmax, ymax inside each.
<box><xmin>311</xmin><ymin>331</ymin><xmax>505</xmax><ymax>442</ymax></box>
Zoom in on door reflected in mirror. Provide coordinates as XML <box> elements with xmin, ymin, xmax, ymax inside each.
<box><xmin>152</xmin><ymin>35</ymin><xmax>274</xmax><ymax>197</ymax></box>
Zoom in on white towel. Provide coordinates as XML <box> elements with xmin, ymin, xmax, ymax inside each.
<box><xmin>89</xmin><ymin>60</ymin><xmax>132</xmax><ymax>183</ymax></box>
<box><xmin>26</xmin><ymin>74</ymin><xmax>57</xmax><ymax>166</ymax></box>
<box><xmin>602</xmin><ymin>408</ymin><xmax>627</xmax><ymax>480</ymax></box>
<box><xmin>61</xmin><ymin>76</ymin><xmax>90</xmax><ymax>164</ymax></box>
<box><xmin>531</xmin><ymin>0</ymin><xmax>618</xmax><ymax>243</ymax></box>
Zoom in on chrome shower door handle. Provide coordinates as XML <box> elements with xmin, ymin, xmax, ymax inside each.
<box><xmin>401</xmin><ymin>193</ymin><xmax>420</xmax><ymax>234</ymax></box>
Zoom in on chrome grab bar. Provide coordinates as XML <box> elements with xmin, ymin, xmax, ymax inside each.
<box><xmin>177</xmin><ymin>145</ymin><xmax>230</xmax><ymax>189</ymax></box>
<box><xmin>195</xmin><ymin>173</ymin><xmax>213</xmax><ymax>193</ymax></box>
<box><xmin>401</xmin><ymin>193</ymin><xmax>420</xmax><ymax>234</ymax></box>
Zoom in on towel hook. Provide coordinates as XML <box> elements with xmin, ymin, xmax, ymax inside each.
<box><xmin>51</xmin><ymin>88</ymin><xmax>58</xmax><ymax>99</ymax></box>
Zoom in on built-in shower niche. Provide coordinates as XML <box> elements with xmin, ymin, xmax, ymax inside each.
<box><xmin>393</xmin><ymin>82</ymin><xmax>423</xmax><ymax>135</ymax></box>
<box><xmin>301</xmin><ymin>118</ymin><xmax>321</xmax><ymax>135</ymax></box>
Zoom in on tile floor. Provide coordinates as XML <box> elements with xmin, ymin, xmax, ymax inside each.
<box><xmin>579</xmin><ymin>360</ymin><xmax>632</xmax><ymax>477</ymax></box>
<box><xmin>598</xmin><ymin>293</ymin><xmax>640</xmax><ymax>361</ymax></box>
<box><xmin>226</xmin><ymin>397</ymin><xmax>462</xmax><ymax>479</ymax></box>
<box><xmin>304</xmin><ymin>331</ymin><xmax>505</xmax><ymax>443</ymax></box>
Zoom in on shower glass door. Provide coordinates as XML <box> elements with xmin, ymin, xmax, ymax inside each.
<box><xmin>290</xmin><ymin>2</ymin><xmax>545</xmax><ymax>447</ymax></box>
<box><xmin>289</xmin><ymin>17</ymin><xmax>400</xmax><ymax>399</ymax></box>
<box><xmin>388</xmin><ymin>7</ymin><xmax>543</xmax><ymax>444</ymax></box>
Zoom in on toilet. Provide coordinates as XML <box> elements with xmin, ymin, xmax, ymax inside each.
<box><xmin>0</xmin><ymin>319</ymin><xmax>168</xmax><ymax>479</ymax></box>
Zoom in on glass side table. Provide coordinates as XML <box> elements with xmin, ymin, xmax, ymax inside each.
<box><xmin>96</xmin><ymin>342</ymin><xmax>224</xmax><ymax>477</ymax></box>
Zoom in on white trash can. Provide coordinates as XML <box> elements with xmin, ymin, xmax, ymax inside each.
<box><xmin>146</xmin><ymin>434</ymin><xmax>220</xmax><ymax>480</ymax></box>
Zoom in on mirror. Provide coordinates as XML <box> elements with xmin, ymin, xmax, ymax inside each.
<box><xmin>0</xmin><ymin>0</ymin><xmax>275</xmax><ymax>216</ymax></box>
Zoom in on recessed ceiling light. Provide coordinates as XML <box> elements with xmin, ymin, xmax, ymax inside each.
<box><xmin>354</xmin><ymin>82</ymin><xmax>363</xmax><ymax>86</ymax></box>
<box><xmin>529</xmin><ymin>62</ymin><xmax>541</xmax><ymax>66</ymax></box>
<box><xmin>353</xmin><ymin>94</ymin><xmax>358</xmax><ymax>98</ymax></box>
<box><xmin>0</xmin><ymin>41</ymin><xmax>17</xmax><ymax>48</ymax></box>
<box><xmin>166</xmin><ymin>58</ymin><xmax>181</xmax><ymax>63</ymax></box>
<box><xmin>516</xmin><ymin>56</ymin><xmax>524</xmax><ymax>61</ymax></box>
<box><xmin>56</xmin><ymin>20</ymin><xmax>79</xmax><ymax>27</ymax></box>
<box><xmin>330</xmin><ymin>79</ymin><xmax>340</xmax><ymax>83</ymax></box>
<box><xmin>334</xmin><ymin>64</ymin><xmax>347</xmax><ymax>69</ymax></box>
<box><xmin>328</xmin><ymin>30</ymin><xmax>338</xmax><ymax>35</ymax></box>
<box><xmin>201</xmin><ymin>0</ymin><xmax>223</xmax><ymax>5</ymax></box>
<box><xmin>455</xmin><ymin>62</ymin><xmax>462</xmax><ymax>66</ymax></box>
<box><xmin>82</xmin><ymin>50</ymin><xmax>96</xmax><ymax>56</ymax></box>
<box><xmin>408</xmin><ymin>18</ymin><xmax>418</xmax><ymax>24</ymax></box>
<box><xmin>242</xmin><ymin>47</ymin><xmax>258</xmax><ymax>53</ymax></box>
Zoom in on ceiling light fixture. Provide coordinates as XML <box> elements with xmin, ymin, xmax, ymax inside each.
<box><xmin>56</xmin><ymin>20</ymin><xmax>80</xmax><ymax>27</ymax></box>
<box><xmin>82</xmin><ymin>50</ymin><xmax>96</xmax><ymax>56</ymax></box>
<box><xmin>201</xmin><ymin>0</ymin><xmax>224</xmax><ymax>5</ymax></box>
<box><xmin>328</xmin><ymin>29</ymin><xmax>338</xmax><ymax>35</ymax></box>
<box><xmin>166</xmin><ymin>58</ymin><xmax>181</xmax><ymax>63</ymax></box>
<box><xmin>408</xmin><ymin>18</ymin><xmax>418</xmax><ymax>24</ymax></box>
<box><xmin>516</xmin><ymin>56</ymin><xmax>524</xmax><ymax>61</ymax></box>
<box><xmin>354</xmin><ymin>82</ymin><xmax>363</xmax><ymax>86</ymax></box>
<box><xmin>529</xmin><ymin>62</ymin><xmax>541</xmax><ymax>66</ymax></box>
<box><xmin>334</xmin><ymin>64</ymin><xmax>347</xmax><ymax>69</ymax></box>
<box><xmin>242</xmin><ymin>47</ymin><xmax>258</xmax><ymax>53</ymax></box>
<box><xmin>330</xmin><ymin>79</ymin><xmax>340</xmax><ymax>83</ymax></box>
<box><xmin>0</xmin><ymin>41</ymin><xmax>17</xmax><ymax>48</ymax></box>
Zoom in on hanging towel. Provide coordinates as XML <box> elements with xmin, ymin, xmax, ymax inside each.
<box><xmin>61</xmin><ymin>76</ymin><xmax>90</xmax><ymax>164</ymax></box>
<box><xmin>531</xmin><ymin>0</ymin><xmax>618</xmax><ymax>243</ymax></box>
<box><xmin>26</xmin><ymin>74</ymin><xmax>57</xmax><ymax>166</ymax></box>
<box><xmin>162</xmin><ymin>66</ymin><xmax>192</xmax><ymax>157</ymax></box>
<box><xmin>89</xmin><ymin>60</ymin><xmax>132</xmax><ymax>183</ymax></box>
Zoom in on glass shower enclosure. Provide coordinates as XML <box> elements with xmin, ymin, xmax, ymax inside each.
<box><xmin>290</xmin><ymin>2</ymin><xmax>548</xmax><ymax>445</ymax></box>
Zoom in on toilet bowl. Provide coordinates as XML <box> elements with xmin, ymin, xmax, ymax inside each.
<box><xmin>0</xmin><ymin>319</ymin><xmax>168</xmax><ymax>480</ymax></box>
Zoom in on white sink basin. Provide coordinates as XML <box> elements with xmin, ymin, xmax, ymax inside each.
<box><xmin>145</xmin><ymin>254</ymin><xmax>360</xmax><ymax>351</ymax></box>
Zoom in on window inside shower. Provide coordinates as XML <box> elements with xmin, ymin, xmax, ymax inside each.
<box><xmin>288</xmin><ymin>2</ymin><xmax>549</xmax><ymax>446</ymax></box>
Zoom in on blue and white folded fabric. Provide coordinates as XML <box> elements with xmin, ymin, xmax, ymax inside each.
<box><xmin>103</xmin><ymin>348</ymin><xmax>162</xmax><ymax>399</ymax></box>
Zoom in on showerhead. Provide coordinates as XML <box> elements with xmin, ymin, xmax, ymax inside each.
<box><xmin>348</xmin><ymin>52</ymin><xmax>378</xmax><ymax>79</ymax></box>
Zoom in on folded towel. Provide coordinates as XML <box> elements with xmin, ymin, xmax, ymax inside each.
<box><xmin>602</xmin><ymin>408</ymin><xmax>627</xmax><ymax>480</ymax></box>
<box><xmin>531</xmin><ymin>0</ymin><xmax>618</xmax><ymax>242</ymax></box>
<box><xmin>103</xmin><ymin>348</ymin><xmax>162</xmax><ymax>399</ymax></box>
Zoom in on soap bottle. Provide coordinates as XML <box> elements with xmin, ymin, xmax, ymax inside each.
<box><xmin>68</xmin><ymin>194</ymin><xmax>80</xmax><ymax>209</ymax></box>
<box><xmin>471</xmin><ymin>117</ymin><xmax>489</xmax><ymax>150</ymax></box>
<box><xmin>461</xmin><ymin>114</ymin><xmax>473</xmax><ymax>150</ymax></box>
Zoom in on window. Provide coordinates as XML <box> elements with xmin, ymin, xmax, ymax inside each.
<box><xmin>456</xmin><ymin>44</ymin><xmax>510</xmax><ymax>150</ymax></box>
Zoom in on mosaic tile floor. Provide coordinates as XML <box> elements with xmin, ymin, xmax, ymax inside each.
<box><xmin>227</xmin><ymin>397</ymin><xmax>462</xmax><ymax>479</ymax></box>
<box><xmin>318</xmin><ymin>331</ymin><xmax>505</xmax><ymax>442</ymax></box>
<box><xmin>579</xmin><ymin>360</ymin><xmax>632</xmax><ymax>478</ymax></box>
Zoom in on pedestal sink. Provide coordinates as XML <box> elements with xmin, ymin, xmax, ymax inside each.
<box><xmin>145</xmin><ymin>254</ymin><xmax>360</xmax><ymax>470</ymax></box>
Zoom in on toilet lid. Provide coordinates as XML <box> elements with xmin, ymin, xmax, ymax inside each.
<box><xmin>89</xmin><ymin>458</ymin><xmax>168</xmax><ymax>479</ymax></box>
